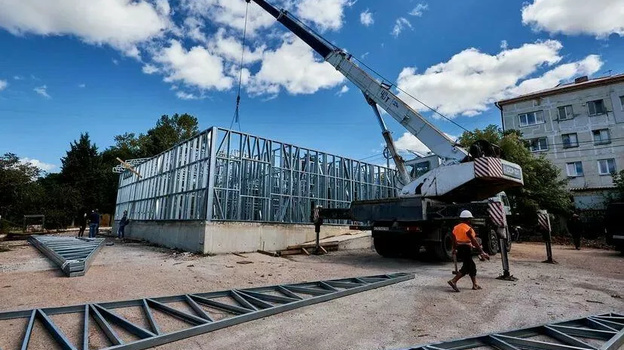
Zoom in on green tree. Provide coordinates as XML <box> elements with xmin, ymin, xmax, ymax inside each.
<box><xmin>144</xmin><ymin>113</ymin><xmax>199</xmax><ymax>155</ymax></box>
<box><xmin>0</xmin><ymin>153</ymin><xmax>42</xmax><ymax>223</ymax></box>
<box><xmin>459</xmin><ymin>125</ymin><xmax>572</xmax><ymax>219</ymax></box>
<box><xmin>61</xmin><ymin>133</ymin><xmax>106</xmax><ymax>213</ymax></box>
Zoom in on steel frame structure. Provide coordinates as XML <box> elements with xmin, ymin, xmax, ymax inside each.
<box><xmin>0</xmin><ymin>273</ymin><xmax>413</xmax><ymax>350</ymax></box>
<box><xmin>114</xmin><ymin>127</ymin><xmax>397</xmax><ymax>223</ymax></box>
<box><xmin>29</xmin><ymin>235</ymin><xmax>105</xmax><ymax>277</ymax></box>
<box><xmin>401</xmin><ymin>313</ymin><xmax>624</xmax><ymax>350</ymax></box>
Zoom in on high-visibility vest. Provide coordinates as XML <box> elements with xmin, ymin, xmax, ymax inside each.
<box><xmin>453</xmin><ymin>223</ymin><xmax>475</xmax><ymax>245</ymax></box>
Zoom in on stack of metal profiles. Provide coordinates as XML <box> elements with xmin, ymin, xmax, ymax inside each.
<box><xmin>0</xmin><ymin>273</ymin><xmax>413</xmax><ymax>350</ymax></box>
<box><xmin>28</xmin><ymin>235</ymin><xmax>105</xmax><ymax>277</ymax></box>
<box><xmin>402</xmin><ymin>313</ymin><xmax>624</xmax><ymax>350</ymax></box>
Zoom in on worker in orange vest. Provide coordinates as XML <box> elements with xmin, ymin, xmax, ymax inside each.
<box><xmin>447</xmin><ymin>210</ymin><xmax>489</xmax><ymax>292</ymax></box>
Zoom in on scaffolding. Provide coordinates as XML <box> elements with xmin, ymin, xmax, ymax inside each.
<box><xmin>115</xmin><ymin>127</ymin><xmax>397</xmax><ymax>223</ymax></box>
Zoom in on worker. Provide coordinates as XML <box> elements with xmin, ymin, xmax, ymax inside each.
<box><xmin>78</xmin><ymin>212</ymin><xmax>87</xmax><ymax>237</ymax></box>
<box><xmin>568</xmin><ymin>212</ymin><xmax>582</xmax><ymax>250</ymax></box>
<box><xmin>447</xmin><ymin>210</ymin><xmax>489</xmax><ymax>292</ymax></box>
<box><xmin>117</xmin><ymin>210</ymin><xmax>129</xmax><ymax>241</ymax></box>
<box><xmin>88</xmin><ymin>210</ymin><xmax>99</xmax><ymax>238</ymax></box>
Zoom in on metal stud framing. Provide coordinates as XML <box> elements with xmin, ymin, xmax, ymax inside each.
<box><xmin>0</xmin><ymin>273</ymin><xmax>413</xmax><ymax>350</ymax></box>
<box><xmin>28</xmin><ymin>235</ymin><xmax>105</xmax><ymax>277</ymax></box>
<box><xmin>114</xmin><ymin>127</ymin><xmax>397</xmax><ymax>223</ymax></box>
<box><xmin>401</xmin><ymin>313</ymin><xmax>624</xmax><ymax>350</ymax></box>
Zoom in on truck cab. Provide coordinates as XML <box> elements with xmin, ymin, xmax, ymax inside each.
<box><xmin>605</xmin><ymin>202</ymin><xmax>624</xmax><ymax>253</ymax></box>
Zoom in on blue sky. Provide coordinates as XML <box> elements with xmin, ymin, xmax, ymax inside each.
<box><xmin>1</xmin><ymin>0</ymin><xmax>623</xmax><ymax>172</ymax></box>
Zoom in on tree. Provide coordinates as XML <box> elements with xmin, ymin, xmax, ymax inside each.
<box><xmin>61</xmin><ymin>133</ymin><xmax>106</xmax><ymax>213</ymax></box>
<box><xmin>144</xmin><ymin>113</ymin><xmax>199</xmax><ymax>155</ymax></box>
<box><xmin>459</xmin><ymin>125</ymin><xmax>572</xmax><ymax>219</ymax></box>
<box><xmin>611</xmin><ymin>170</ymin><xmax>624</xmax><ymax>201</ymax></box>
<box><xmin>0</xmin><ymin>153</ymin><xmax>41</xmax><ymax>222</ymax></box>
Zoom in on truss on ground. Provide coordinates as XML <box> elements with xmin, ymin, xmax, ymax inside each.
<box><xmin>0</xmin><ymin>273</ymin><xmax>412</xmax><ymax>350</ymax></box>
<box><xmin>114</xmin><ymin>127</ymin><xmax>397</xmax><ymax>223</ymax></box>
<box><xmin>402</xmin><ymin>312</ymin><xmax>624</xmax><ymax>350</ymax></box>
<box><xmin>29</xmin><ymin>235</ymin><xmax>105</xmax><ymax>277</ymax></box>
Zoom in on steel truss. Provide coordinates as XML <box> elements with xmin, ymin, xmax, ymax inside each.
<box><xmin>29</xmin><ymin>235</ymin><xmax>105</xmax><ymax>277</ymax></box>
<box><xmin>0</xmin><ymin>273</ymin><xmax>413</xmax><ymax>350</ymax></box>
<box><xmin>401</xmin><ymin>313</ymin><xmax>624</xmax><ymax>350</ymax></box>
<box><xmin>114</xmin><ymin>127</ymin><xmax>397</xmax><ymax>223</ymax></box>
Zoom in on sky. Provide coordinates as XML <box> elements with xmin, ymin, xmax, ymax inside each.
<box><xmin>1</xmin><ymin>0</ymin><xmax>624</xmax><ymax>172</ymax></box>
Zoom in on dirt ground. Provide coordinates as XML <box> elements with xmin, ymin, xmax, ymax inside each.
<box><xmin>0</xmin><ymin>236</ymin><xmax>622</xmax><ymax>350</ymax></box>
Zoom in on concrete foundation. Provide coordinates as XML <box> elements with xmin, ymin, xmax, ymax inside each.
<box><xmin>114</xmin><ymin>221</ymin><xmax>350</xmax><ymax>254</ymax></box>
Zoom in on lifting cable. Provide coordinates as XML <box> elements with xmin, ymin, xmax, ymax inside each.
<box><xmin>230</xmin><ymin>0</ymin><xmax>250</xmax><ymax>131</ymax></box>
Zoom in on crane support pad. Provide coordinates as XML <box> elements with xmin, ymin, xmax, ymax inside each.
<box><xmin>28</xmin><ymin>235</ymin><xmax>105</xmax><ymax>277</ymax></box>
<box><xmin>399</xmin><ymin>312</ymin><xmax>624</xmax><ymax>350</ymax></box>
<box><xmin>0</xmin><ymin>272</ymin><xmax>413</xmax><ymax>350</ymax></box>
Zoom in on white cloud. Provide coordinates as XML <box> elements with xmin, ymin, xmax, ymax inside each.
<box><xmin>247</xmin><ymin>34</ymin><xmax>345</xmax><ymax>95</ymax></box>
<box><xmin>112</xmin><ymin>58</ymin><xmax>119</xmax><ymax>65</ymax></box>
<box><xmin>78</xmin><ymin>83</ymin><xmax>86</xmax><ymax>88</ymax></box>
<box><xmin>509</xmin><ymin>55</ymin><xmax>602</xmax><ymax>96</ymax></box>
<box><xmin>142</xmin><ymin>64</ymin><xmax>159</xmax><ymax>74</ymax></box>
<box><xmin>295</xmin><ymin>0</ymin><xmax>353</xmax><ymax>31</ymax></box>
<box><xmin>151</xmin><ymin>40</ymin><xmax>233</xmax><ymax>91</ymax></box>
<box><xmin>361</xmin><ymin>52</ymin><xmax>369</xmax><ymax>59</ymax></box>
<box><xmin>0</xmin><ymin>0</ymin><xmax>170</xmax><ymax>57</ymax></box>
<box><xmin>180</xmin><ymin>0</ymin><xmax>276</xmax><ymax>36</ymax></box>
<box><xmin>0</xmin><ymin>80</ymin><xmax>7</xmax><ymax>91</ymax></box>
<box><xmin>522</xmin><ymin>0</ymin><xmax>624</xmax><ymax>38</ymax></box>
<box><xmin>500</xmin><ymin>40</ymin><xmax>508</xmax><ymax>49</ymax></box>
<box><xmin>360</xmin><ymin>9</ymin><xmax>374</xmax><ymax>26</ymax></box>
<box><xmin>394</xmin><ymin>132</ymin><xmax>457</xmax><ymax>155</ymax></box>
<box><xmin>34</xmin><ymin>85</ymin><xmax>51</xmax><ymax>98</ymax></box>
<box><xmin>207</xmin><ymin>28</ymin><xmax>265</xmax><ymax>64</ymax></box>
<box><xmin>392</xmin><ymin>18</ymin><xmax>412</xmax><ymax>37</ymax></box>
<box><xmin>409</xmin><ymin>3</ymin><xmax>428</xmax><ymax>17</ymax></box>
<box><xmin>13</xmin><ymin>75</ymin><xmax>22</xmax><ymax>80</ymax></box>
<box><xmin>395</xmin><ymin>40</ymin><xmax>602</xmax><ymax>117</ymax></box>
<box><xmin>176</xmin><ymin>91</ymin><xmax>202</xmax><ymax>100</ymax></box>
<box><xmin>20</xmin><ymin>158</ymin><xmax>56</xmax><ymax>172</ymax></box>
<box><xmin>336</xmin><ymin>85</ymin><xmax>349</xmax><ymax>96</ymax></box>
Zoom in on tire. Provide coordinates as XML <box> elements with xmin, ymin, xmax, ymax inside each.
<box><xmin>373</xmin><ymin>236</ymin><xmax>401</xmax><ymax>258</ymax></box>
<box><xmin>483</xmin><ymin>228</ymin><xmax>499</xmax><ymax>255</ymax></box>
<box><xmin>432</xmin><ymin>230</ymin><xmax>454</xmax><ymax>261</ymax></box>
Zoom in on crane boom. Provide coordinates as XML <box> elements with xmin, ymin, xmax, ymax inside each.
<box><xmin>248</xmin><ymin>0</ymin><xmax>523</xmax><ymax>201</ymax></box>
<box><xmin>249</xmin><ymin>0</ymin><xmax>467</xmax><ymax>162</ymax></box>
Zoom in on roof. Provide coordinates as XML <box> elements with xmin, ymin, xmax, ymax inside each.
<box><xmin>569</xmin><ymin>186</ymin><xmax>616</xmax><ymax>192</ymax></box>
<box><xmin>497</xmin><ymin>73</ymin><xmax>624</xmax><ymax>106</ymax></box>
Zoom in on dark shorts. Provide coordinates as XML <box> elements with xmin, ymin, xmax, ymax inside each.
<box><xmin>457</xmin><ymin>245</ymin><xmax>476</xmax><ymax>277</ymax></box>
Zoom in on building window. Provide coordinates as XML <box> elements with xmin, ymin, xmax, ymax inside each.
<box><xmin>592</xmin><ymin>129</ymin><xmax>611</xmax><ymax>145</ymax></box>
<box><xmin>562</xmin><ymin>133</ymin><xmax>579</xmax><ymax>148</ymax></box>
<box><xmin>518</xmin><ymin>111</ymin><xmax>544</xmax><ymax>127</ymax></box>
<box><xmin>620</xmin><ymin>96</ymin><xmax>624</xmax><ymax>110</ymax></box>
<box><xmin>597</xmin><ymin>159</ymin><xmax>616</xmax><ymax>175</ymax></box>
<box><xmin>557</xmin><ymin>105</ymin><xmax>574</xmax><ymax>120</ymax></box>
<box><xmin>528</xmin><ymin>137</ymin><xmax>548</xmax><ymax>152</ymax></box>
<box><xmin>566</xmin><ymin>161</ymin><xmax>583</xmax><ymax>177</ymax></box>
<box><xmin>588</xmin><ymin>99</ymin><xmax>606</xmax><ymax>116</ymax></box>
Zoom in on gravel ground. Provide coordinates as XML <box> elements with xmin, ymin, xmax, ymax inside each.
<box><xmin>0</xmin><ymin>236</ymin><xmax>622</xmax><ymax>350</ymax></box>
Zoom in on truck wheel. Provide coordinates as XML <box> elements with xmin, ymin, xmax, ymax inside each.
<box><xmin>431</xmin><ymin>231</ymin><xmax>453</xmax><ymax>261</ymax></box>
<box><xmin>483</xmin><ymin>229</ymin><xmax>499</xmax><ymax>255</ymax></box>
<box><xmin>373</xmin><ymin>237</ymin><xmax>401</xmax><ymax>258</ymax></box>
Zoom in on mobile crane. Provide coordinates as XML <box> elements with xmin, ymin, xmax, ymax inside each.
<box><xmin>248</xmin><ymin>0</ymin><xmax>524</xmax><ymax>260</ymax></box>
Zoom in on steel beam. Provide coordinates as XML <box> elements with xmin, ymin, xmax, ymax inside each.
<box><xmin>28</xmin><ymin>235</ymin><xmax>105</xmax><ymax>277</ymax></box>
<box><xmin>400</xmin><ymin>313</ymin><xmax>624</xmax><ymax>350</ymax></box>
<box><xmin>0</xmin><ymin>273</ymin><xmax>413</xmax><ymax>350</ymax></box>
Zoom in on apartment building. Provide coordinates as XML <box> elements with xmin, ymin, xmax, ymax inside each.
<box><xmin>497</xmin><ymin>74</ymin><xmax>624</xmax><ymax>210</ymax></box>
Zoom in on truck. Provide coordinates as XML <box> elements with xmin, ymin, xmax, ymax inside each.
<box><xmin>248</xmin><ymin>0</ymin><xmax>524</xmax><ymax>260</ymax></box>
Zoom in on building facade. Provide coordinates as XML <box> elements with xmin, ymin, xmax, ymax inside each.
<box><xmin>497</xmin><ymin>75</ymin><xmax>624</xmax><ymax>209</ymax></box>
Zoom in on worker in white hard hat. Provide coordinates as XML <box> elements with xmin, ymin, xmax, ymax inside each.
<box><xmin>447</xmin><ymin>210</ymin><xmax>489</xmax><ymax>292</ymax></box>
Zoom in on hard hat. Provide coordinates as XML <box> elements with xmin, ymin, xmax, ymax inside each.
<box><xmin>459</xmin><ymin>210</ymin><xmax>473</xmax><ymax>218</ymax></box>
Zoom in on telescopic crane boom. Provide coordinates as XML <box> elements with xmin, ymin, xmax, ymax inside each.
<box><xmin>248</xmin><ymin>0</ymin><xmax>523</xmax><ymax>202</ymax></box>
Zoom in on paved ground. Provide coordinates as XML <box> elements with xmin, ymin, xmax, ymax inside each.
<box><xmin>0</xmin><ymin>236</ymin><xmax>622</xmax><ymax>350</ymax></box>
